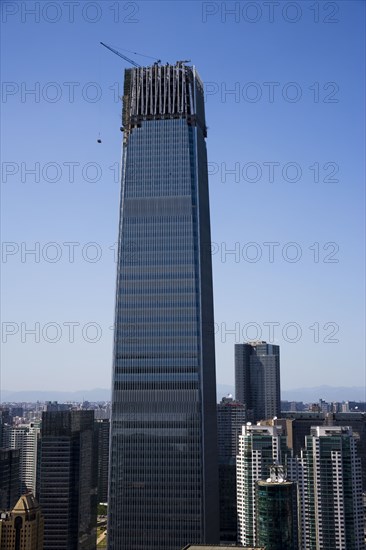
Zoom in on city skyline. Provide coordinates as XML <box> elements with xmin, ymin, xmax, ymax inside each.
<box><xmin>1</xmin><ymin>2</ymin><xmax>365</xmax><ymax>397</ymax></box>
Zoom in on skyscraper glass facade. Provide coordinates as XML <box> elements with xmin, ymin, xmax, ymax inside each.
<box><xmin>256</xmin><ymin>480</ymin><xmax>298</xmax><ymax>550</ymax></box>
<box><xmin>235</xmin><ymin>342</ymin><xmax>281</xmax><ymax>422</ymax></box>
<box><xmin>37</xmin><ymin>411</ymin><xmax>97</xmax><ymax>550</ymax></box>
<box><xmin>108</xmin><ymin>64</ymin><xmax>219</xmax><ymax>550</ymax></box>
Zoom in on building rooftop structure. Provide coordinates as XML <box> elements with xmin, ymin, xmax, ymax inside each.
<box><xmin>0</xmin><ymin>492</ymin><xmax>44</xmax><ymax>550</ymax></box>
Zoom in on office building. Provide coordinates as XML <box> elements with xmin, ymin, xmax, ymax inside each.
<box><xmin>235</xmin><ymin>342</ymin><xmax>280</xmax><ymax>422</ymax></box>
<box><xmin>217</xmin><ymin>397</ymin><xmax>246</xmax><ymax>542</ymax></box>
<box><xmin>0</xmin><ymin>493</ymin><xmax>44</xmax><ymax>550</ymax></box>
<box><xmin>0</xmin><ymin>448</ymin><xmax>21</xmax><ymax>510</ymax></box>
<box><xmin>43</xmin><ymin>401</ymin><xmax>70</xmax><ymax>412</ymax></box>
<box><xmin>37</xmin><ymin>410</ymin><xmax>97</xmax><ymax>550</ymax></box>
<box><xmin>108</xmin><ymin>61</ymin><xmax>219</xmax><ymax>550</ymax></box>
<box><xmin>3</xmin><ymin>423</ymin><xmax>40</xmax><ymax>494</ymax></box>
<box><xmin>94</xmin><ymin>418</ymin><xmax>110</xmax><ymax>503</ymax></box>
<box><xmin>217</xmin><ymin>396</ymin><xmax>246</xmax><ymax>461</ymax></box>
<box><xmin>236</xmin><ymin>424</ymin><xmax>288</xmax><ymax>547</ymax></box>
<box><xmin>289</xmin><ymin>426</ymin><xmax>364</xmax><ymax>549</ymax></box>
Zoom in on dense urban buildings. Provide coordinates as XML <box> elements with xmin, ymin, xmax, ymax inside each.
<box><xmin>0</xmin><ymin>393</ymin><xmax>365</xmax><ymax>549</ymax></box>
<box><xmin>2</xmin><ymin>422</ymin><xmax>40</xmax><ymax>494</ymax></box>
<box><xmin>289</xmin><ymin>426</ymin><xmax>365</xmax><ymax>549</ymax></box>
<box><xmin>284</xmin><ymin>410</ymin><xmax>366</xmax><ymax>490</ymax></box>
<box><xmin>0</xmin><ymin>493</ymin><xmax>44</xmax><ymax>550</ymax></box>
<box><xmin>235</xmin><ymin>342</ymin><xmax>281</xmax><ymax>422</ymax></box>
<box><xmin>108</xmin><ymin>62</ymin><xmax>219</xmax><ymax>550</ymax></box>
<box><xmin>37</xmin><ymin>410</ymin><xmax>97</xmax><ymax>550</ymax></box>
<box><xmin>217</xmin><ymin>396</ymin><xmax>246</xmax><ymax>543</ymax></box>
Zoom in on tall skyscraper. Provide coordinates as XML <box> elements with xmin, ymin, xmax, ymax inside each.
<box><xmin>217</xmin><ymin>397</ymin><xmax>246</xmax><ymax>543</ymax></box>
<box><xmin>0</xmin><ymin>493</ymin><xmax>44</xmax><ymax>550</ymax></box>
<box><xmin>289</xmin><ymin>426</ymin><xmax>364</xmax><ymax>549</ymax></box>
<box><xmin>236</xmin><ymin>424</ymin><xmax>288</xmax><ymax>547</ymax></box>
<box><xmin>235</xmin><ymin>342</ymin><xmax>281</xmax><ymax>422</ymax></box>
<box><xmin>108</xmin><ymin>62</ymin><xmax>219</xmax><ymax>550</ymax></box>
<box><xmin>37</xmin><ymin>410</ymin><xmax>97</xmax><ymax>550</ymax></box>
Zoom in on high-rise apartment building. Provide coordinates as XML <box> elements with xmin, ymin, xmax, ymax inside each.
<box><xmin>289</xmin><ymin>426</ymin><xmax>364</xmax><ymax>549</ymax></box>
<box><xmin>3</xmin><ymin>422</ymin><xmax>40</xmax><ymax>494</ymax></box>
<box><xmin>0</xmin><ymin>493</ymin><xmax>44</xmax><ymax>550</ymax></box>
<box><xmin>217</xmin><ymin>397</ymin><xmax>246</xmax><ymax>542</ymax></box>
<box><xmin>284</xmin><ymin>410</ymin><xmax>366</xmax><ymax>490</ymax></box>
<box><xmin>236</xmin><ymin>425</ymin><xmax>288</xmax><ymax>547</ymax></box>
<box><xmin>37</xmin><ymin>410</ymin><xmax>97</xmax><ymax>550</ymax></box>
<box><xmin>0</xmin><ymin>448</ymin><xmax>20</xmax><ymax>510</ymax></box>
<box><xmin>235</xmin><ymin>342</ymin><xmax>280</xmax><ymax>422</ymax></box>
<box><xmin>108</xmin><ymin>62</ymin><xmax>219</xmax><ymax>550</ymax></box>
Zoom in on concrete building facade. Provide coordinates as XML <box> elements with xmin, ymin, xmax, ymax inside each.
<box><xmin>0</xmin><ymin>493</ymin><xmax>44</xmax><ymax>550</ymax></box>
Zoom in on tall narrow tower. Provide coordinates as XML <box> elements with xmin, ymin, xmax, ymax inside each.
<box><xmin>235</xmin><ymin>341</ymin><xmax>281</xmax><ymax>422</ymax></box>
<box><xmin>108</xmin><ymin>63</ymin><xmax>219</xmax><ymax>550</ymax></box>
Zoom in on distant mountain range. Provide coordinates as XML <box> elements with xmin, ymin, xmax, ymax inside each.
<box><xmin>1</xmin><ymin>385</ymin><xmax>365</xmax><ymax>404</ymax></box>
<box><xmin>281</xmin><ymin>385</ymin><xmax>365</xmax><ymax>403</ymax></box>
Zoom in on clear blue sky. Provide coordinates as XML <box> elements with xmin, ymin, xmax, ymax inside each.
<box><xmin>1</xmin><ymin>0</ymin><xmax>365</xmax><ymax>395</ymax></box>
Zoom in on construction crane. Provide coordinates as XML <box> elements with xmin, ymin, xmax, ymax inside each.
<box><xmin>98</xmin><ymin>43</ymin><xmax>161</xmax><ymax>143</ymax></box>
<box><xmin>100</xmin><ymin>42</ymin><xmax>142</xmax><ymax>68</ymax></box>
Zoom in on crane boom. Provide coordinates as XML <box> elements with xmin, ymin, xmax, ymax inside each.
<box><xmin>100</xmin><ymin>42</ymin><xmax>141</xmax><ymax>68</ymax></box>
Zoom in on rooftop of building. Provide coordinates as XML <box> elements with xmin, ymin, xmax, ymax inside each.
<box><xmin>257</xmin><ymin>480</ymin><xmax>294</xmax><ymax>487</ymax></box>
<box><xmin>13</xmin><ymin>493</ymin><xmax>40</xmax><ymax>514</ymax></box>
<box><xmin>0</xmin><ymin>493</ymin><xmax>41</xmax><ymax>520</ymax></box>
<box><xmin>311</xmin><ymin>425</ymin><xmax>353</xmax><ymax>436</ymax></box>
<box><xmin>241</xmin><ymin>423</ymin><xmax>282</xmax><ymax>436</ymax></box>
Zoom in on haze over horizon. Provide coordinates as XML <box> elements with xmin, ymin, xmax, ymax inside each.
<box><xmin>1</xmin><ymin>385</ymin><xmax>365</xmax><ymax>406</ymax></box>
